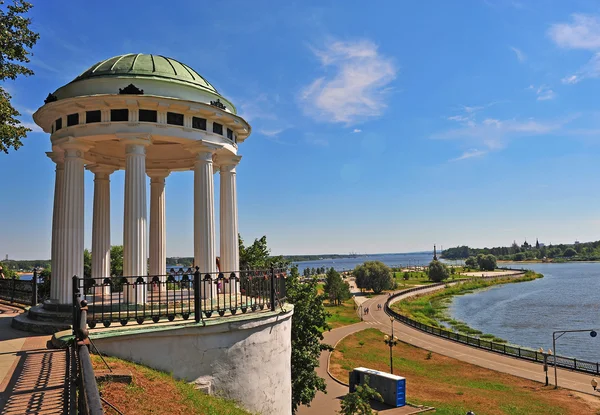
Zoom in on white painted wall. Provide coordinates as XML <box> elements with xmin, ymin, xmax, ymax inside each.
<box><xmin>92</xmin><ymin>309</ymin><xmax>293</xmax><ymax>415</ymax></box>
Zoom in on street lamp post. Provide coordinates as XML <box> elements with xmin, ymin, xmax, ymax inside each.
<box><xmin>552</xmin><ymin>329</ymin><xmax>597</xmax><ymax>389</ymax></box>
<box><xmin>384</xmin><ymin>317</ymin><xmax>399</xmax><ymax>374</ymax></box>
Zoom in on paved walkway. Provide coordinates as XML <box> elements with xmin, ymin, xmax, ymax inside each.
<box><xmin>0</xmin><ymin>304</ymin><xmax>67</xmax><ymax>415</ymax></box>
<box><xmin>366</xmin><ymin>288</ymin><xmax>600</xmax><ymax>396</ymax></box>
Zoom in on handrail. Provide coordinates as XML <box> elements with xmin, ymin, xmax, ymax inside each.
<box><xmin>384</xmin><ymin>272</ymin><xmax>600</xmax><ymax>376</ymax></box>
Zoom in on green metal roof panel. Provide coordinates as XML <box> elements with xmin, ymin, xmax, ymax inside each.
<box><xmin>71</xmin><ymin>53</ymin><xmax>219</xmax><ymax>94</ymax></box>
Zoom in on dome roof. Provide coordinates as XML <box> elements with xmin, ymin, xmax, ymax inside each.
<box><xmin>70</xmin><ymin>53</ymin><xmax>218</xmax><ymax>94</ymax></box>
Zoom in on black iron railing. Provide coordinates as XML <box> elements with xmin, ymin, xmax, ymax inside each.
<box><xmin>0</xmin><ymin>269</ymin><xmax>44</xmax><ymax>306</ymax></box>
<box><xmin>384</xmin><ymin>280</ymin><xmax>600</xmax><ymax>376</ymax></box>
<box><xmin>69</xmin><ymin>297</ymin><xmax>104</xmax><ymax>415</ymax></box>
<box><xmin>73</xmin><ymin>267</ymin><xmax>287</xmax><ymax>328</ymax></box>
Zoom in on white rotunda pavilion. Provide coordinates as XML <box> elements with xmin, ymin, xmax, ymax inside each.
<box><xmin>33</xmin><ymin>53</ymin><xmax>250</xmax><ymax>306</ymax></box>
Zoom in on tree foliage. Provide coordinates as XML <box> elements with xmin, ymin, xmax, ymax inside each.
<box><xmin>339</xmin><ymin>375</ymin><xmax>383</xmax><ymax>415</ymax></box>
<box><xmin>324</xmin><ymin>267</ymin><xmax>351</xmax><ymax>305</ymax></box>
<box><xmin>287</xmin><ymin>267</ymin><xmax>332</xmax><ymax>413</ymax></box>
<box><xmin>238</xmin><ymin>234</ymin><xmax>287</xmax><ymax>270</ymax></box>
<box><xmin>110</xmin><ymin>245</ymin><xmax>123</xmax><ymax>276</ymax></box>
<box><xmin>0</xmin><ymin>0</ymin><xmax>39</xmax><ymax>153</ymax></box>
<box><xmin>563</xmin><ymin>247</ymin><xmax>577</xmax><ymax>257</ymax></box>
<box><xmin>477</xmin><ymin>254</ymin><xmax>497</xmax><ymax>271</ymax></box>
<box><xmin>464</xmin><ymin>256</ymin><xmax>477</xmax><ymax>268</ymax></box>
<box><xmin>428</xmin><ymin>260</ymin><xmax>449</xmax><ymax>282</ymax></box>
<box><xmin>238</xmin><ymin>236</ymin><xmax>330</xmax><ymax>413</ymax></box>
<box><xmin>353</xmin><ymin>261</ymin><xmax>394</xmax><ymax>294</ymax></box>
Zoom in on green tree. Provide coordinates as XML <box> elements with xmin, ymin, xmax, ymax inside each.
<box><xmin>339</xmin><ymin>375</ymin><xmax>383</xmax><ymax>415</ymax></box>
<box><xmin>353</xmin><ymin>261</ymin><xmax>393</xmax><ymax>294</ymax></box>
<box><xmin>0</xmin><ymin>1</ymin><xmax>39</xmax><ymax>153</ymax></box>
<box><xmin>428</xmin><ymin>260</ymin><xmax>449</xmax><ymax>282</ymax></box>
<box><xmin>513</xmin><ymin>252</ymin><xmax>525</xmax><ymax>261</ymax></box>
<box><xmin>238</xmin><ymin>234</ymin><xmax>287</xmax><ymax>270</ymax></box>
<box><xmin>110</xmin><ymin>245</ymin><xmax>123</xmax><ymax>276</ymax></box>
<box><xmin>238</xmin><ymin>237</ymin><xmax>329</xmax><ymax>413</ymax></box>
<box><xmin>563</xmin><ymin>247</ymin><xmax>577</xmax><ymax>257</ymax></box>
<box><xmin>0</xmin><ymin>261</ymin><xmax>17</xmax><ymax>278</ymax></box>
<box><xmin>324</xmin><ymin>267</ymin><xmax>351</xmax><ymax>306</ymax></box>
<box><xmin>286</xmin><ymin>266</ymin><xmax>332</xmax><ymax>413</ymax></box>
<box><xmin>477</xmin><ymin>254</ymin><xmax>497</xmax><ymax>271</ymax></box>
<box><xmin>464</xmin><ymin>256</ymin><xmax>478</xmax><ymax>269</ymax></box>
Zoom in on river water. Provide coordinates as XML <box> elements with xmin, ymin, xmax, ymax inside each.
<box><xmin>295</xmin><ymin>252</ymin><xmax>436</xmax><ymax>272</ymax></box>
<box><xmin>449</xmin><ymin>262</ymin><xmax>600</xmax><ymax>362</ymax></box>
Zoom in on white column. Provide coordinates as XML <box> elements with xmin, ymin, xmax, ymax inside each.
<box><xmin>47</xmin><ymin>152</ymin><xmax>64</xmax><ymax>302</ymax></box>
<box><xmin>89</xmin><ymin>165</ymin><xmax>115</xmax><ymax>297</ymax></box>
<box><xmin>123</xmin><ymin>140</ymin><xmax>149</xmax><ymax>303</ymax></box>
<box><xmin>219</xmin><ymin>157</ymin><xmax>241</xmax><ymax>294</ymax></box>
<box><xmin>193</xmin><ymin>149</ymin><xmax>217</xmax><ymax>278</ymax></box>
<box><xmin>57</xmin><ymin>144</ymin><xmax>87</xmax><ymax>304</ymax></box>
<box><xmin>148</xmin><ymin>170</ymin><xmax>170</xmax><ymax>287</ymax></box>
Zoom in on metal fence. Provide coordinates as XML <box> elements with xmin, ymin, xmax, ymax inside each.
<box><xmin>73</xmin><ymin>267</ymin><xmax>287</xmax><ymax>328</ymax></box>
<box><xmin>0</xmin><ymin>273</ymin><xmax>38</xmax><ymax>306</ymax></box>
<box><xmin>384</xmin><ymin>280</ymin><xmax>600</xmax><ymax>376</ymax></box>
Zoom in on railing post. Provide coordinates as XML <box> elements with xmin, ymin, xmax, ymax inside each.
<box><xmin>72</xmin><ymin>275</ymin><xmax>79</xmax><ymax>334</ymax></box>
<box><xmin>10</xmin><ymin>276</ymin><xmax>16</xmax><ymax>303</ymax></box>
<box><xmin>31</xmin><ymin>268</ymin><xmax>38</xmax><ymax>306</ymax></box>
<box><xmin>270</xmin><ymin>267</ymin><xmax>276</xmax><ymax>312</ymax></box>
<box><xmin>194</xmin><ymin>267</ymin><xmax>201</xmax><ymax>323</ymax></box>
<box><xmin>574</xmin><ymin>358</ymin><xmax>577</xmax><ymax>370</ymax></box>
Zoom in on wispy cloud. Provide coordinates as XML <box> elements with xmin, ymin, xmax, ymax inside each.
<box><xmin>304</xmin><ymin>133</ymin><xmax>329</xmax><ymax>147</ymax></box>
<box><xmin>450</xmin><ymin>149</ymin><xmax>487</xmax><ymax>162</ymax></box>
<box><xmin>549</xmin><ymin>14</ymin><xmax>600</xmax><ymax>85</ymax></box>
<box><xmin>510</xmin><ymin>46</ymin><xmax>526</xmax><ymax>62</ymax></box>
<box><xmin>22</xmin><ymin>122</ymin><xmax>43</xmax><ymax>133</ymax></box>
<box><xmin>300</xmin><ymin>39</ymin><xmax>397</xmax><ymax>124</ymax></box>
<box><xmin>560</xmin><ymin>53</ymin><xmax>600</xmax><ymax>84</ymax></box>
<box><xmin>352</xmin><ymin>129</ymin><xmax>362</xmax><ymax>133</ymax></box>
<box><xmin>237</xmin><ymin>93</ymin><xmax>278</xmax><ymax>122</ymax></box>
<box><xmin>528</xmin><ymin>84</ymin><xmax>556</xmax><ymax>101</ymax></box>
<box><xmin>259</xmin><ymin>129</ymin><xmax>284</xmax><ymax>137</ymax></box>
<box><xmin>436</xmin><ymin>108</ymin><xmax>576</xmax><ymax>151</ymax></box>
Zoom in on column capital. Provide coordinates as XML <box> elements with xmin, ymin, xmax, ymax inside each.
<box><xmin>215</xmin><ymin>154</ymin><xmax>242</xmax><ymax>172</ymax></box>
<box><xmin>186</xmin><ymin>141</ymin><xmax>220</xmax><ymax>157</ymax></box>
<box><xmin>86</xmin><ymin>164</ymin><xmax>117</xmax><ymax>178</ymax></box>
<box><xmin>147</xmin><ymin>169</ymin><xmax>171</xmax><ymax>182</ymax></box>
<box><xmin>55</xmin><ymin>137</ymin><xmax>93</xmax><ymax>155</ymax></box>
<box><xmin>46</xmin><ymin>151</ymin><xmax>64</xmax><ymax>165</ymax></box>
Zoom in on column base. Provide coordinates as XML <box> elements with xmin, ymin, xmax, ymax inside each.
<box><xmin>11</xmin><ymin>304</ymin><xmax>72</xmax><ymax>334</ymax></box>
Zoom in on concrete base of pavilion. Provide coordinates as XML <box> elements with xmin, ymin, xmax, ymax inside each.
<box><xmin>10</xmin><ymin>301</ymin><xmax>72</xmax><ymax>335</ymax></box>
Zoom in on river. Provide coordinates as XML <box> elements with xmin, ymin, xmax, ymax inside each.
<box><xmin>449</xmin><ymin>262</ymin><xmax>600</xmax><ymax>362</ymax></box>
<box><xmin>295</xmin><ymin>252</ymin><xmax>436</xmax><ymax>272</ymax></box>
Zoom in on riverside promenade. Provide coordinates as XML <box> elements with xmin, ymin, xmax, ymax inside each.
<box><xmin>300</xmin><ymin>279</ymin><xmax>600</xmax><ymax>414</ymax></box>
<box><xmin>0</xmin><ymin>303</ymin><xmax>66</xmax><ymax>415</ymax></box>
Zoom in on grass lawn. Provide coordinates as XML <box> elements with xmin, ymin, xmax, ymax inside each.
<box><xmin>330</xmin><ymin>329</ymin><xmax>600</xmax><ymax>415</ymax></box>
<box><xmin>325</xmin><ymin>297</ymin><xmax>361</xmax><ymax>329</ymax></box>
<box><xmin>92</xmin><ymin>355</ymin><xmax>253</xmax><ymax>415</ymax></box>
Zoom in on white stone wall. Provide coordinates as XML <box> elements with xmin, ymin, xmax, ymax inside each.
<box><xmin>92</xmin><ymin>308</ymin><xmax>293</xmax><ymax>415</ymax></box>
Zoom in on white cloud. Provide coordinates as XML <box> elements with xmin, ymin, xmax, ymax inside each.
<box><xmin>22</xmin><ymin>122</ymin><xmax>43</xmax><ymax>133</ymax></box>
<box><xmin>548</xmin><ymin>14</ymin><xmax>600</xmax><ymax>50</ymax></box>
<box><xmin>434</xmin><ymin>115</ymin><xmax>574</xmax><ymax>151</ymax></box>
<box><xmin>510</xmin><ymin>46</ymin><xmax>526</xmax><ymax>62</ymax></box>
<box><xmin>529</xmin><ymin>85</ymin><xmax>556</xmax><ymax>101</ymax></box>
<box><xmin>450</xmin><ymin>149</ymin><xmax>487</xmax><ymax>162</ymax></box>
<box><xmin>352</xmin><ymin>129</ymin><xmax>362</xmax><ymax>133</ymax></box>
<box><xmin>561</xmin><ymin>53</ymin><xmax>600</xmax><ymax>84</ymax></box>
<box><xmin>300</xmin><ymin>39</ymin><xmax>397</xmax><ymax>124</ymax></box>
<box><xmin>259</xmin><ymin>129</ymin><xmax>284</xmax><ymax>137</ymax></box>
<box><xmin>237</xmin><ymin>93</ymin><xmax>278</xmax><ymax>122</ymax></box>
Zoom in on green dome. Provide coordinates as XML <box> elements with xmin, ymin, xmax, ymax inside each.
<box><xmin>70</xmin><ymin>53</ymin><xmax>219</xmax><ymax>94</ymax></box>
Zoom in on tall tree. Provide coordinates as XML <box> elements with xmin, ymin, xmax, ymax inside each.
<box><xmin>0</xmin><ymin>0</ymin><xmax>39</xmax><ymax>153</ymax></box>
<box><xmin>353</xmin><ymin>261</ymin><xmax>394</xmax><ymax>294</ymax></box>
<box><xmin>339</xmin><ymin>375</ymin><xmax>383</xmax><ymax>415</ymax></box>
<box><xmin>238</xmin><ymin>237</ymin><xmax>330</xmax><ymax>413</ymax></box>
<box><xmin>324</xmin><ymin>267</ymin><xmax>351</xmax><ymax>306</ymax></box>
<box><xmin>428</xmin><ymin>260</ymin><xmax>449</xmax><ymax>282</ymax></box>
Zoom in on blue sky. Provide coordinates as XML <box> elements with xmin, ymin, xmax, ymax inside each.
<box><xmin>3</xmin><ymin>0</ymin><xmax>600</xmax><ymax>259</ymax></box>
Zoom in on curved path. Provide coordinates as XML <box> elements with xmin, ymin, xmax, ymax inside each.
<box><xmin>365</xmin><ymin>287</ymin><xmax>600</xmax><ymax>396</ymax></box>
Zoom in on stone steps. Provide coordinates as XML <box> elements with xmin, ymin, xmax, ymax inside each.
<box><xmin>11</xmin><ymin>313</ymin><xmax>71</xmax><ymax>334</ymax></box>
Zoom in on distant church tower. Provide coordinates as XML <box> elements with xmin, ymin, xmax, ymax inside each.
<box><xmin>433</xmin><ymin>244</ymin><xmax>438</xmax><ymax>261</ymax></box>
